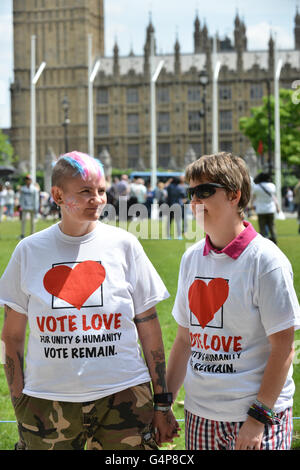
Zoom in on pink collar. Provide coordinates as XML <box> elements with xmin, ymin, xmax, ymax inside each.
<box><xmin>203</xmin><ymin>221</ymin><xmax>257</xmax><ymax>259</ymax></box>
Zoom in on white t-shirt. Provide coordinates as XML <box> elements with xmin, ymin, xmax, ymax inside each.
<box><xmin>5</xmin><ymin>189</ymin><xmax>15</xmax><ymax>206</ymax></box>
<box><xmin>0</xmin><ymin>222</ymin><xmax>169</xmax><ymax>402</ymax></box>
<box><xmin>172</xmin><ymin>234</ymin><xmax>300</xmax><ymax>422</ymax></box>
<box><xmin>131</xmin><ymin>183</ymin><xmax>147</xmax><ymax>204</ymax></box>
<box><xmin>19</xmin><ymin>184</ymin><xmax>39</xmax><ymax>211</ymax></box>
<box><xmin>252</xmin><ymin>182</ymin><xmax>277</xmax><ymax>214</ymax></box>
<box><xmin>0</xmin><ymin>189</ymin><xmax>7</xmax><ymax>207</ymax></box>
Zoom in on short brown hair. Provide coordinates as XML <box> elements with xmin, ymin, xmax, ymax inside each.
<box><xmin>185</xmin><ymin>152</ymin><xmax>251</xmax><ymax>219</ymax></box>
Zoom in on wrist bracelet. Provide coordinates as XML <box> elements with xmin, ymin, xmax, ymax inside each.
<box><xmin>254</xmin><ymin>399</ymin><xmax>273</xmax><ymax>414</ymax></box>
<box><xmin>247</xmin><ymin>401</ymin><xmax>281</xmax><ymax>426</ymax></box>
<box><xmin>154</xmin><ymin>404</ymin><xmax>171</xmax><ymax>412</ymax></box>
<box><xmin>153</xmin><ymin>392</ymin><xmax>173</xmax><ymax>404</ymax></box>
<box><xmin>247</xmin><ymin>406</ymin><xmax>271</xmax><ymax>425</ymax></box>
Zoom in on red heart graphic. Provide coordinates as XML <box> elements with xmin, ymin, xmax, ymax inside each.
<box><xmin>43</xmin><ymin>261</ymin><xmax>106</xmax><ymax>310</ymax></box>
<box><xmin>188</xmin><ymin>278</ymin><xmax>229</xmax><ymax>328</ymax></box>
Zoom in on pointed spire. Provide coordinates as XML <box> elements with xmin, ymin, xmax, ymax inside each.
<box><xmin>194</xmin><ymin>11</ymin><xmax>200</xmax><ymax>30</ymax></box>
<box><xmin>113</xmin><ymin>38</ymin><xmax>119</xmax><ymax>76</ymax></box>
<box><xmin>234</xmin><ymin>11</ymin><xmax>247</xmax><ymax>51</ymax></box>
<box><xmin>147</xmin><ymin>11</ymin><xmax>155</xmax><ymax>36</ymax></box>
<box><xmin>174</xmin><ymin>31</ymin><xmax>181</xmax><ymax>75</ymax></box>
<box><xmin>202</xmin><ymin>20</ymin><xmax>208</xmax><ymax>53</ymax></box>
<box><xmin>268</xmin><ymin>31</ymin><xmax>274</xmax><ymax>71</ymax></box>
<box><xmin>268</xmin><ymin>31</ymin><xmax>274</xmax><ymax>48</ymax></box>
<box><xmin>295</xmin><ymin>6</ymin><xmax>300</xmax><ymax>49</ymax></box>
<box><xmin>194</xmin><ymin>11</ymin><xmax>201</xmax><ymax>53</ymax></box>
<box><xmin>234</xmin><ymin>10</ymin><xmax>240</xmax><ymax>27</ymax></box>
<box><xmin>145</xmin><ymin>12</ymin><xmax>156</xmax><ymax>55</ymax></box>
<box><xmin>113</xmin><ymin>38</ymin><xmax>119</xmax><ymax>56</ymax></box>
<box><xmin>128</xmin><ymin>41</ymin><xmax>135</xmax><ymax>57</ymax></box>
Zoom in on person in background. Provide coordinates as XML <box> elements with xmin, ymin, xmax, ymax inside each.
<box><xmin>178</xmin><ymin>175</ymin><xmax>189</xmax><ymax>236</ymax></box>
<box><xmin>284</xmin><ymin>187</ymin><xmax>294</xmax><ymax>213</ymax></box>
<box><xmin>115</xmin><ymin>174</ymin><xmax>130</xmax><ymax>221</ymax></box>
<box><xmin>165</xmin><ymin>177</ymin><xmax>183</xmax><ymax>239</ymax></box>
<box><xmin>145</xmin><ymin>181</ymin><xmax>154</xmax><ymax>218</ymax></box>
<box><xmin>19</xmin><ymin>175</ymin><xmax>39</xmax><ymax>238</ymax></box>
<box><xmin>294</xmin><ymin>179</ymin><xmax>300</xmax><ymax>234</ymax></box>
<box><xmin>251</xmin><ymin>172</ymin><xmax>279</xmax><ymax>244</ymax></box>
<box><xmin>0</xmin><ymin>183</ymin><xmax>7</xmax><ymax>222</ymax></box>
<box><xmin>154</xmin><ymin>181</ymin><xmax>167</xmax><ymax>207</ymax></box>
<box><xmin>5</xmin><ymin>183</ymin><xmax>15</xmax><ymax>218</ymax></box>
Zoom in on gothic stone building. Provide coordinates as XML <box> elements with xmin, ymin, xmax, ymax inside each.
<box><xmin>10</xmin><ymin>1</ymin><xmax>300</xmax><ymax>170</ymax></box>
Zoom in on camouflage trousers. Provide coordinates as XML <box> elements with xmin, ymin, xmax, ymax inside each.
<box><xmin>14</xmin><ymin>382</ymin><xmax>158</xmax><ymax>450</ymax></box>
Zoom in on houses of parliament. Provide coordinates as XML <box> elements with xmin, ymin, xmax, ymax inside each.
<box><xmin>10</xmin><ymin>0</ymin><xmax>300</xmax><ymax>170</ymax></box>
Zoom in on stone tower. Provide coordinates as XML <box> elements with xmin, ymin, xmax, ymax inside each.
<box><xmin>11</xmin><ymin>0</ymin><xmax>105</xmax><ymax>167</ymax></box>
<box><xmin>294</xmin><ymin>7</ymin><xmax>300</xmax><ymax>50</ymax></box>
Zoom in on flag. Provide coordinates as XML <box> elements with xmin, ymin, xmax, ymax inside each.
<box><xmin>257</xmin><ymin>140</ymin><xmax>263</xmax><ymax>155</ymax></box>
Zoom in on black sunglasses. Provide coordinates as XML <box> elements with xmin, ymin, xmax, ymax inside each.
<box><xmin>187</xmin><ymin>183</ymin><xmax>225</xmax><ymax>200</ymax></box>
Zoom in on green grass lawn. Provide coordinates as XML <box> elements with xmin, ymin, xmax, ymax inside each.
<box><xmin>0</xmin><ymin>216</ymin><xmax>299</xmax><ymax>450</ymax></box>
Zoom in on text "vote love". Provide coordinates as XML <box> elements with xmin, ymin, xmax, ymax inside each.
<box><xmin>36</xmin><ymin>313</ymin><xmax>122</xmax><ymax>333</ymax></box>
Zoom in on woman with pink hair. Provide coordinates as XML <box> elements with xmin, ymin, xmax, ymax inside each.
<box><xmin>0</xmin><ymin>151</ymin><xmax>179</xmax><ymax>450</ymax></box>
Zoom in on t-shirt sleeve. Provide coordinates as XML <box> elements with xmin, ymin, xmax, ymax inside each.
<box><xmin>130</xmin><ymin>240</ymin><xmax>170</xmax><ymax>315</ymax></box>
<box><xmin>257</xmin><ymin>265</ymin><xmax>300</xmax><ymax>336</ymax></box>
<box><xmin>0</xmin><ymin>244</ymin><xmax>28</xmax><ymax>315</ymax></box>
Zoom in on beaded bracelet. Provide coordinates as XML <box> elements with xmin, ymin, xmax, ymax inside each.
<box><xmin>247</xmin><ymin>406</ymin><xmax>271</xmax><ymax>425</ymax></box>
<box><xmin>247</xmin><ymin>400</ymin><xmax>281</xmax><ymax>426</ymax></box>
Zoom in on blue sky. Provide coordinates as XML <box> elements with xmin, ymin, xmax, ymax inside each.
<box><xmin>0</xmin><ymin>0</ymin><xmax>299</xmax><ymax>128</ymax></box>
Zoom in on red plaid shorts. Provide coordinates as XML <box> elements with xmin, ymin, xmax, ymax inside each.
<box><xmin>185</xmin><ymin>408</ymin><xmax>293</xmax><ymax>450</ymax></box>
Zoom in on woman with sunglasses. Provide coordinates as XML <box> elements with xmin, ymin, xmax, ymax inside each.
<box><xmin>167</xmin><ymin>152</ymin><xmax>300</xmax><ymax>450</ymax></box>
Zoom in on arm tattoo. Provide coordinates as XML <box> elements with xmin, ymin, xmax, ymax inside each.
<box><xmin>4</xmin><ymin>355</ymin><xmax>15</xmax><ymax>386</ymax></box>
<box><xmin>155</xmin><ymin>361</ymin><xmax>167</xmax><ymax>391</ymax></box>
<box><xmin>151</xmin><ymin>347</ymin><xmax>165</xmax><ymax>362</ymax></box>
<box><xmin>4</xmin><ymin>304</ymin><xmax>13</xmax><ymax>322</ymax></box>
<box><xmin>17</xmin><ymin>352</ymin><xmax>24</xmax><ymax>381</ymax></box>
<box><xmin>134</xmin><ymin>311</ymin><xmax>158</xmax><ymax>324</ymax></box>
<box><xmin>151</xmin><ymin>348</ymin><xmax>167</xmax><ymax>391</ymax></box>
<box><xmin>4</xmin><ymin>353</ymin><xmax>24</xmax><ymax>406</ymax></box>
<box><xmin>3</xmin><ymin>306</ymin><xmax>25</xmax><ymax>404</ymax></box>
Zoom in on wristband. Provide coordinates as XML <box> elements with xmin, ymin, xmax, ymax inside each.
<box><xmin>154</xmin><ymin>404</ymin><xmax>171</xmax><ymax>412</ymax></box>
<box><xmin>247</xmin><ymin>401</ymin><xmax>281</xmax><ymax>426</ymax></box>
<box><xmin>253</xmin><ymin>399</ymin><xmax>273</xmax><ymax>414</ymax></box>
<box><xmin>153</xmin><ymin>393</ymin><xmax>173</xmax><ymax>404</ymax></box>
<box><xmin>247</xmin><ymin>406</ymin><xmax>271</xmax><ymax>425</ymax></box>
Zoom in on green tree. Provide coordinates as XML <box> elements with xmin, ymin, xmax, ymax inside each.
<box><xmin>0</xmin><ymin>129</ymin><xmax>14</xmax><ymax>165</ymax></box>
<box><xmin>239</xmin><ymin>89</ymin><xmax>300</xmax><ymax>166</ymax></box>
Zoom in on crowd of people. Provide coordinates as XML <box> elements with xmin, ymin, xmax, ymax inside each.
<box><xmin>0</xmin><ymin>175</ymin><xmax>187</xmax><ymax>219</ymax></box>
<box><xmin>104</xmin><ymin>174</ymin><xmax>189</xmax><ymax>238</ymax></box>
<box><xmin>1</xmin><ymin>171</ymin><xmax>300</xmax><ymax>241</ymax></box>
<box><xmin>0</xmin><ymin>175</ymin><xmax>60</xmax><ymax>239</ymax></box>
<box><xmin>0</xmin><ymin>178</ymin><xmax>59</xmax><ymax>223</ymax></box>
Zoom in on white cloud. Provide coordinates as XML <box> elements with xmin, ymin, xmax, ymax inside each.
<box><xmin>0</xmin><ymin>104</ymin><xmax>10</xmax><ymax>128</ymax></box>
<box><xmin>0</xmin><ymin>79</ymin><xmax>8</xmax><ymax>105</ymax></box>
<box><xmin>247</xmin><ymin>22</ymin><xmax>293</xmax><ymax>50</ymax></box>
<box><xmin>0</xmin><ymin>13</ymin><xmax>12</xmax><ymax>46</ymax></box>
